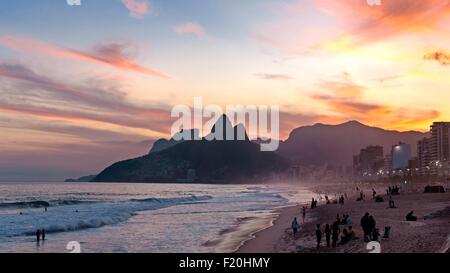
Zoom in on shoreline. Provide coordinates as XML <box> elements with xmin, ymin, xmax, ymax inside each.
<box><xmin>236</xmin><ymin>182</ymin><xmax>450</xmax><ymax>253</ymax></box>
<box><xmin>213</xmin><ymin>185</ymin><xmax>319</xmax><ymax>253</ymax></box>
<box><xmin>213</xmin><ymin>212</ymin><xmax>279</xmax><ymax>253</ymax></box>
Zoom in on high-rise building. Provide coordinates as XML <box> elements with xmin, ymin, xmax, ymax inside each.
<box><xmin>353</xmin><ymin>145</ymin><xmax>384</xmax><ymax>176</ymax></box>
<box><xmin>430</xmin><ymin>122</ymin><xmax>450</xmax><ymax>162</ymax></box>
<box><xmin>391</xmin><ymin>142</ymin><xmax>411</xmax><ymax>170</ymax></box>
<box><xmin>418</xmin><ymin>122</ymin><xmax>450</xmax><ymax>175</ymax></box>
<box><xmin>418</xmin><ymin>137</ymin><xmax>432</xmax><ymax>175</ymax></box>
<box><xmin>384</xmin><ymin>154</ymin><xmax>392</xmax><ymax>172</ymax></box>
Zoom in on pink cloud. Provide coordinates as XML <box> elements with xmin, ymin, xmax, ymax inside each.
<box><xmin>314</xmin><ymin>0</ymin><xmax>450</xmax><ymax>42</ymax></box>
<box><xmin>0</xmin><ymin>35</ymin><xmax>168</xmax><ymax>78</ymax></box>
<box><xmin>174</xmin><ymin>22</ymin><xmax>208</xmax><ymax>38</ymax></box>
<box><xmin>254</xmin><ymin>0</ymin><xmax>450</xmax><ymax>56</ymax></box>
<box><xmin>121</xmin><ymin>0</ymin><xmax>149</xmax><ymax>19</ymax></box>
<box><xmin>0</xmin><ymin>62</ymin><xmax>173</xmax><ymax>134</ymax></box>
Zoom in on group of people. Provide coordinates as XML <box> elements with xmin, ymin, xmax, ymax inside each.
<box><xmin>291</xmin><ymin>211</ymin><xmax>379</xmax><ymax>249</ymax></box>
<box><xmin>389</xmin><ymin>195</ymin><xmax>397</xmax><ymax>208</ymax></box>
<box><xmin>289</xmin><ymin>185</ymin><xmax>425</xmax><ymax>250</ymax></box>
<box><xmin>360</xmin><ymin>213</ymin><xmax>379</xmax><ymax>242</ymax></box>
<box><xmin>336</xmin><ymin>213</ymin><xmax>351</xmax><ymax>225</ymax></box>
<box><xmin>387</xmin><ymin>186</ymin><xmax>400</xmax><ymax>195</ymax></box>
<box><xmin>315</xmin><ymin>219</ymin><xmax>357</xmax><ymax>248</ymax></box>
<box><xmin>36</xmin><ymin>229</ymin><xmax>46</xmax><ymax>242</ymax></box>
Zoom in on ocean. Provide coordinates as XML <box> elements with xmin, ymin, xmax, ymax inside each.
<box><xmin>0</xmin><ymin>182</ymin><xmax>314</xmax><ymax>253</ymax></box>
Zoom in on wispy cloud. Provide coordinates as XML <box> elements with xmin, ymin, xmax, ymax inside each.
<box><xmin>315</xmin><ymin>0</ymin><xmax>450</xmax><ymax>42</ymax></box>
<box><xmin>255</xmin><ymin>73</ymin><xmax>292</xmax><ymax>80</ymax></box>
<box><xmin>0</xmin><ymin>36</ymin><xmax>168</xmax><ymax>78</ymax></box>
<box><xmin>174</xmin><ymin>22</ymin><xmax>208</xmax><ymax>38</ymax></box>
<box><xmin>255</xmin><ymin>0</ymin><xmax>450</xmax><ymax>56</ymax></box>
<box><xmin>310</xmin><ymin>72</ymin><xmax>441</xmax><ymax>130</ymax></box>
<box><xmin>424</xmin><ymin>51</ymin><xmax>450</xmax><ymax>65</ymax></box>
<box><xmin>0</xmin><ymin>63</ymin><xmax>172</xmax><ymax>134</ymax></box>
<box><xmin>121</xmin><ymin>0</ymin><xmax>149</xmax><ymax>19</ymax></box>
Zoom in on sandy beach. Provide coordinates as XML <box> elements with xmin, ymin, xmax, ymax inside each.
<box><xmin>237</xmin><ymin>182</ymin><xmax>450</xmax><ymax>253</ymax></box>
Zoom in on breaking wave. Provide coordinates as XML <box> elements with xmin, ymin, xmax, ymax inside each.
<box><xmin>2</xmin><ymin>195</ymin><xmax>213</xmax><ymax>238</ymax></box>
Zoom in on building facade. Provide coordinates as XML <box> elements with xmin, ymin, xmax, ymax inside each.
<box><xmin>353</xmin><ymin>145</ymin><xmax>384</xmax><ymax>176</ymax></box>
<box><xmin>418</xmin><ymin>122</ymin><xmax>450</xmax><ymax>175</ymax></box>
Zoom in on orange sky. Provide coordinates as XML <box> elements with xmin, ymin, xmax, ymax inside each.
<box><xmin>1</xmin><ymin>0</ymin><xmax>450</xmax><ymax>180</ymax></box>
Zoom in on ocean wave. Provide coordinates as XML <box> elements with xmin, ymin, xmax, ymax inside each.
<box><xmin>0</xmin><ymin>199</ymin><xmax>96</xmax><ymax>209</ymax></box>
<box><xmin>131</xmin><ymin>195</ymin><xmax>213</xmax><ymax>203</ymax></box>
<box><xmin>6</xmin><ymin>195</ymin><xmax>214</xmax><ymax>237</ymax></box>
<box><xmin>22</xmin><ymin>212</ymin><xmax>135</xmax><ymax>236</ymax></box>
<box><xmin>0</xmin><ymin>201</ymin><xmax>51</xmax><ymax>209</ymax></box>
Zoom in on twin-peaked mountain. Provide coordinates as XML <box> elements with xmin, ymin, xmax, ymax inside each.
<box><xmin>93</xmin><ymin>115</ymin><xmax>287</xmax><ymax>183</ymax></box>
<box><xmin>92</xmin><ymin>118</ymin><xmax>427</xmax><ymax>183</ymax></box>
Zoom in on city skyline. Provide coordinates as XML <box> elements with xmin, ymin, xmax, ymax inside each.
<box><xmin>1</xmin><ymin>0</ymin><xmax>450</xmax><ymax>180</ymax></box>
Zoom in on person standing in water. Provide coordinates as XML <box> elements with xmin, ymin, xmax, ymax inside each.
<box><xmin>36</xmin><ymin>229</ymin><xmax>41</xmax><ymax>242</ymax></box>
<box><xmin>41</xmin><ymin>229</ymin><xmax>46</xmax><ymax>241</ymax></box>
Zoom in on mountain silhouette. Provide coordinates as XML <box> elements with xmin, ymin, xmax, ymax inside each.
<box><xmin>93</xmin><ymin>115</ymin><xmax>288</xmax><ymax>183</ymax></box>
<box><xmin>148</xmin><ymin>129</ymin><xmax>200</xmax><ymax>154</ymax></box>
<box><xmin>277</xmin><ymin>120</ymin><xmax>427</xmax><ymax>166</ymax></box>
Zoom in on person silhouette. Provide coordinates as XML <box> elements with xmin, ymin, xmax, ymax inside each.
<box><xmin>302</xmin><ymin>206</ymin><xmax>306</xmax><ymax>223</ymax></box>
<box><xmin>36</xmin><ymin>229</ymin><xmax>41</xmax><ymax>242</ymax></box>
<box><xmin>324</xmin><ymin>224</ymin><xmax>331</xmax><ymax>247</ymax></box>
<box><xmin>315</xmin><ymin>224</ymin><xmax>322</xmax><ymax>248</ymax></box>
<box><xmin>291</xmin><ymin>217</ymin><xmax>300</xmax><ymax>238</ymax></box>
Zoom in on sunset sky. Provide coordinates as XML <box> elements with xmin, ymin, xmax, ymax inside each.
<box><xmin>1</xmin><ymin>0</ymin><xmax>450</xmax><ymax>181</ymax></box>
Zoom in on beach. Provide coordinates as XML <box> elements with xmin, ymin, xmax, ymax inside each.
<box><xmin>237</xmin><ymin>182</ymin><xmax>450</xmax><ymax>253</ymax></box>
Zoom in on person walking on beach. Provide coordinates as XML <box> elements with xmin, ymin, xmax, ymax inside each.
<box><xmin>372</xmin><ymin>189</ymin><xmax>377</xmax><ymax>199</ymax></box>
<box><xmin>324</xmin><ymin>224</ymin><xmax>331</xmax><ymax>247</ymax></box>
<box><xmin>331</xmin><ymin>223</ymin><xmax>340</xmax><ymax>248</ymax></box>
<box><xmin>41</xmin><ymin>229</ymin><xmax>46</xmax><ymax>241</ymax></box>
<box><xmin>302</xmin><ymin>206</ymin><xmax>306</xmax><ymax>223</ymax></box>
<box><xmin>361</xmin><ymin>213</ymin><xmax>371</xmax><ymax>242</ymax></box>
<box><xmin>36</xmin><ymin>229</ymin><xmax>41</xmax><ymax>242</ymax></box>
<box><xmin>291</xmin><ymin>217</ymin><xmax>300</xmax><ymax>239</ymax></box>
<box><xmin>315</xmin><ymin>224</ymin><xmax>322</xmax><ymax>248</ymax></box>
